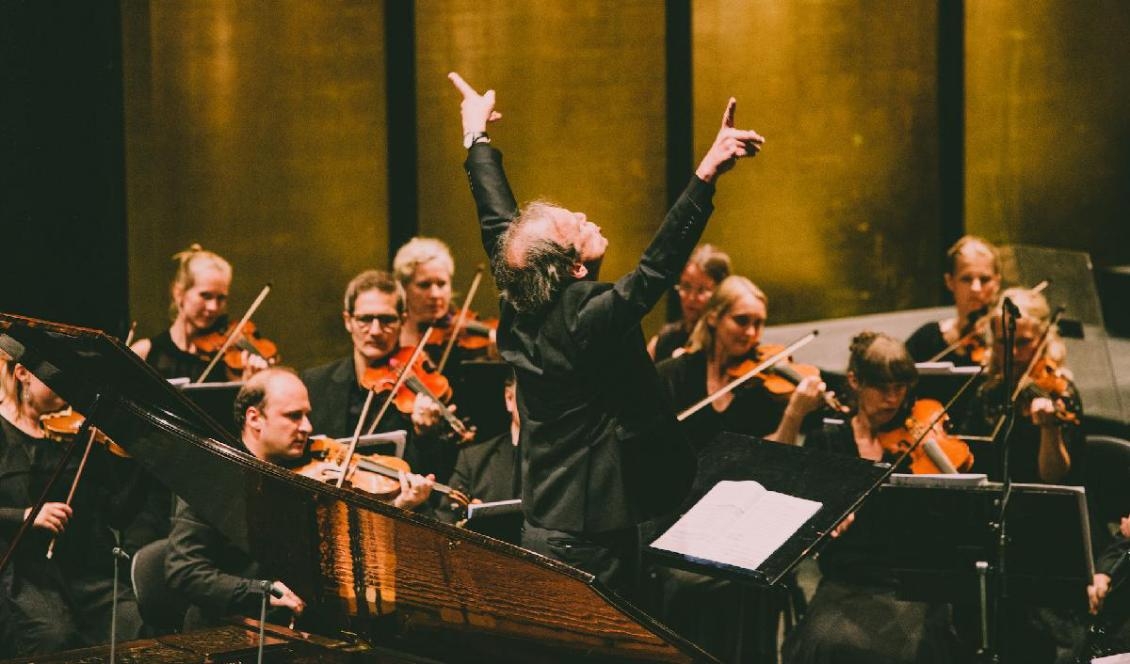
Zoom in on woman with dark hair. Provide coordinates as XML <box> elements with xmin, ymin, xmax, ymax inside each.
<box><xmin>782</xmin><ymin>332</ymin><xmax>960</xmax><ymax>664</ymax></box>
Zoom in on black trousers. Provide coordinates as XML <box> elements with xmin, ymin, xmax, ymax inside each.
<box><xmin>521</xmin><ymin>521</ymin><xmax>639</xmax><ymax>599</ymax></box>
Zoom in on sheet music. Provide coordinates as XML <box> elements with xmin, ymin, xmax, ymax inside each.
<box><xmin>466</xmin><ymin>498</ymin><xmax>522</xmax><ymax>520</ymax></box>
<box><xmin>651</xmin><ymin>481</ymin><xmax>822</xmax><ymax>572</ymax></box>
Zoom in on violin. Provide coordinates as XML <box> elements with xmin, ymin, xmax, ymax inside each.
<box><xmin>728</xmin><ymin>343</ymin><xmax>848</xmax><ymax>413</ymax></box>
<box><xmin>1018</xmin><ymin>357</ymin><xmax>1079</xmax><ymax>425</ymax></box>
<box><xmin>875</xmin><ymin>398</ymin><xmax>975</xmax><ymax>474</ymax></box>
<box><xmin>296</xmin><ymin>437</ymin><xmax>470</xmax><ymax>506</ymax></box>
<box><xmin>39</xmin><ymin>408</ymin><xmax>130</xmax><ymax>458</ymax></box>
<box><xmin>193</xmin><ymin>319</ymin><xmax>279</xmax><ymax>377</ymax></box>
<box><xmin>360</xmin><ymin>347</ymin><xmax>474</xmax><ymax>441</ymax></box>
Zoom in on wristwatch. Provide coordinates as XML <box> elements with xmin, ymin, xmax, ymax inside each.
<box><xmin>463</xmin><ymin>131</ymin><xmax>491</xmax><ymax>149</ymax></box>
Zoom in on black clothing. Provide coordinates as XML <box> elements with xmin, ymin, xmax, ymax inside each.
<box><xmin>165</xmin><ymin>497</ymin><xmax>287</xmax><ymax>630</ymax></box>
<box><xmin>144</xmin><ymin>329</ymin><xmax>225</xmax><ymax>382</ymax></box>
<box><xmin>301</xmin><ymin>356</ymin><xmax>445</xmax><ymax>478</ymax></box>
<box><xmin>782</xmin><ymin>420</ymin><xmax>957</xmax><ymax>664</ymax></box>
<box><xmin>465</xmin><ymin>143</ymin><xmax>706</xmax><ymax>536</ymax></box>
<box><xmin>0</xmin><ymin>417</ymin><xmax>141</xmax><ymax>656</ymax></box>
<box><xmin>653</xmin><ymin>321</ymin><xmax>691</xmax><ymax>361</ymax></box>
<box><xmin>656</xmin><ymin>350</ymin><xmax>787</xmax><ymax>453</ymax></box>
<box><xmin>447</xmin><ymin>430</ymin><xmax>520</xmax><ymax>505</ymax></box>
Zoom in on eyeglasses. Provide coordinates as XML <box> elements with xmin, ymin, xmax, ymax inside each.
<box><xmin>676</xmin><ymin>284</ymin><xmax>714</xmax><ymax>299</ymax></box>
<box><xmin>350</xmin><ymin>313</ymin><xmax>401</xmax><ymax>330</ymax></box>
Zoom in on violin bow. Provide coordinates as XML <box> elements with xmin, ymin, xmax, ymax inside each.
<box><xmin>677</xmin><ymin>330</ymin><xmax>818</xmax><ymax>422</ymax></box>
<box><xmin>195</xmin><ymin>282</ymin><xmax>272</xmax><ymax>384</ymax></box>
<box><xmin>43</xmin><ymin>426</ymin><xmax>101</xmax><ymax>560</ymax></box>
<box><xmin>123</xmin><ymin>320</ymin><xmax>138</xmax><ymax>347</ymax></box>
<box><xmin>437</xmin><ymin>265</ymin><xmax>485</xmax><ymax>374</ymax></box>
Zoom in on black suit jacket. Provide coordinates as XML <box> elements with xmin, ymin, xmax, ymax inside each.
<box><xmin>448</xmin><ymin>431</ymin><xmax>520</xmax><ymax>504</ymax></box>
<box><xmin>464</xmin><ymin>144</ymin><xmax>710</xmax><ymax>533</ymax></box>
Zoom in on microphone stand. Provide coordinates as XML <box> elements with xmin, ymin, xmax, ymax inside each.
<box><xmin>981</xmin><ymin>298</ymin><xmax>1020</xmax><ymax>663</ymax></box>
<box><xmin>109</xmin><ymin>535</ymin><xmax>130</xmax><ymax>664</ymax></box>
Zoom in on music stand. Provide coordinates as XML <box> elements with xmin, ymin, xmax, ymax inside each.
<box><xmin>646</xmin><ymin>432</ymin><xmax>889</xmax><ymax>588</ymax></box>
<box><xmin>873</xmin><ymin>478</ymin><xmax>1094</xmax><ymax>654</ymax></box>
<box><xmin>464</xmin><ymin>499</ymin><xmax>523</xmax><ymax>545</ymax></box>
<box><xmin>177</xmin><ymin>380</ymin><xmax>242</xmax><ymax>437</ymax></box>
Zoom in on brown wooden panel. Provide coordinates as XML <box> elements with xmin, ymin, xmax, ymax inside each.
<box><xmin>694</xmin><ymin>0</ymin><xmax>942</xmax><ymax>321</ymax></box>
<box><xmin>121</xmin><ymin>1</ymin><xmax>388</xmax><ymax>370</ymax></box>
<box><xmin>414</xmin><ymin>0</ymin><xmax>669</xmax><ymax>332</ymax></box>
<box><xmin>966</xmin><ymin>1</ymin><xmax>1130</xmax><ymax>268</ymax></box>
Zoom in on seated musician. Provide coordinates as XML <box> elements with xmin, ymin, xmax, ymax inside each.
<box><xmin>647</xmin><ymin>243</ymin><xmax>731</xmax><ymax>361</ymax></box>
<box><xmin>438</xmin><ymin>366</ymin><xmax>520</xmax><ymax>523</ymax></box>
<box><xmin>960</xmin><ymin>286</ymin><xmax>1084</xmax><ymax>484</ymax></box>
<box><xmin>782</xmin><ymin>331</ymin><xmax>960</xmax><ymax>664</ymax></box>
<box><xmin>131</xmin><ymin>244</ymin><xmax>268</xmax><ymax>383</ymax></box>
<box><xmin>656</xmin><ymin>275</ymin><xmax>826</xmax><ymax>451</ymax></box>
<box><xmin>301</xmin><ymin>269</ymin><xmax>459</xmax><ymax>480</ymax></box>
<box><xmin>906</xmin><ymin>235</ymin><xmax>1001</xmax><ymax>366</ymax></box>
<box><xmin>1087</xmin><ymin>517</ymin><xmax>1130</xmax><ymax>655</ymax></box>
<box><xmin>0</xmin><ymin>357</ymin><xmax>142</xmax><ymax>656</ymax></box>
<box><xmin>166</xmin><ymin>368</ymin><xmax>435</xmax><ymax>631</ymax></box>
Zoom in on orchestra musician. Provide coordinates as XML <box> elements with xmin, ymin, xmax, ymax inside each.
<box><xmin>130</xmin><ymin>244</ymin><xmax>269</xmax><ymax>382</ymax></box>
<box><xmin>165</xmin><ymin>367</ymin><xmax>436</xmax><ymax>631</ymax></box>
<box><xmin>905</xmin><ymin>235</ymin><xmax>1001</xmax><ymax>366</ymax></box>
<box><xmin>647</xmin><ymin>243</ymin><xmax>732</xmax><ymax>361</ymax></box>
<box><xmin>300</xmin><ymin>269</ymin><xmax>457</xmax><ymax>480</ymax></box>
<box><xmin>0</xmin><ymin>357</ymin><xmax>142</xmax><ymax>656</ymax></box>
<box><xmin>438</xmin><ymin>366</ymin><xmax>520</xmax><ymax>523</ymax></box>
<box><xmin>451</xmin><ymin>71</ymin><xmax>764</xmax><ymax>595</ymax></box>
<box><xmin>656</xmin><ymin>275</ymin><xmax>826</xmax><ymax>450</ymax></box>
<box><xmin>782</xmin><ymin>331</ymin><xmax>960</xmax><ymax>664</ymax></box>
<box><xmin>961</xmin><ymin>286</ymin><xmax>1084</xmax><ymax>485</ymax></box>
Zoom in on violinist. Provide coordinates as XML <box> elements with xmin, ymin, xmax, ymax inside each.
<box><xmin>130</xmin><ymin>244</ymin><xmax>270</xmax><ymax>382</ymax></box>
<box><xmin>301</xmin><ymin>269</ymin><xmax>459</xmax><ymax>480</ymax></box>
<box><xmin>647</xmin><ymin>243</ymin><xmax>731</xmax><ymax>361</ymax></box>
<box><xmin>906</xmin><ymin>235</ymin><xmax>1001</xmax><ymax>366</ymax></box>
<box><xmin>656</xmin><ymin>275</ymin><xmax>826</xmax><ymax>451</ymax></box>
<box><xmin>961</xmin><ymin>286</ymin><xmax>1084</xmax><ymax>485</ymax></box>
<box><xmin>0</xmin><ymin>356</ymin><xmax>142</xmax><ymax>656</ymax></box>
<box><xmin>394</xmin><ymin>237</ymin><xmax>495</xmax><ymax>367</ymax></box>
<box><xmin>782</xmin><ymin>332</ymin><xmax>961</xmax><ymax>664</ymax></box>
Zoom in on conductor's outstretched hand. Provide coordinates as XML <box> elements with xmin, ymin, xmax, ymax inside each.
<box><xmin>449</xmin><ymin>72</ymin><xmax>502</xmax><ymax>137</ymax></box>
<box><xmin>695</xmin><ymin>98</ymin><xmax>765</xmax><ymax>183</ymax></box>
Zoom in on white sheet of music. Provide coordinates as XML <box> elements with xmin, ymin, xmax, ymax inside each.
<box><xmin>651</xmin><ymin>480</ymin><xmax>822</xmax><ymax>571</ymax></box>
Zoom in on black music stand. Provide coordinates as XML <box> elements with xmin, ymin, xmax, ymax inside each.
<box><xmin>645</xmin><ymin>432</ymin><xmax>889</xmax><ymax>588</ymax></box>
<box><xmin>874</xmin><ymin>478</ymin><xmax>1093</xmax><ymax>656</ymax></box>
<box><xmin>178</xmin><ymin>380</ymin><xmax>242</xmax><ymax>437</ymax></box>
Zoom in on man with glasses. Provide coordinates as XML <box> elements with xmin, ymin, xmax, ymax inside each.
<box><xmin>301</xmin><ymin>269</ymin><xmax>449</xmax><ymax>478</ymax></box>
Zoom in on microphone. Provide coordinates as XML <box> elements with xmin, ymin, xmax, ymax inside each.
<box><xmin>1002</xmin><ymin>297</ymin><xmax>1021</xmax><ymax>320</ymax></box>
<box><xmin>256</xmin><ymin>579</ymin><xmax>284</xmax><ymax>598</ymax></box>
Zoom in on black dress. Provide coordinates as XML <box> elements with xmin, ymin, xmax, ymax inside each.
<box><xmin>905</xmin><ymin>321</ymin><xmax>981</xmax><ymax>367</ymax></box>
<box><xmin>781</xmin><ymin>420</ymin><xmax>958</xmax><ymax>664</ymax></box>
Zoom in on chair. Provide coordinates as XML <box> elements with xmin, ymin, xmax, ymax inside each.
<box><xmin>130</xmin><ymin>538</ymin><xmax>189</xmax><ymax>634</ymax></box>
<box><xmin>1084</xmin><ymin>435</ymin><xmax>1130</xmax><ymax>526</ymax></box>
